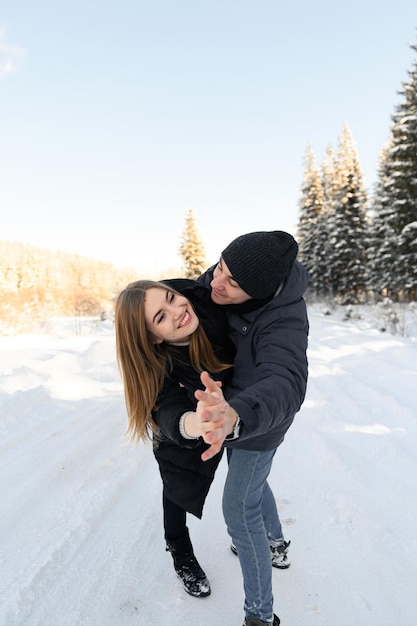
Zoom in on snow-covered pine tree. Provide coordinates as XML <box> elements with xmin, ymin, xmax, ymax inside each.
<box><xmin>297</xmin><ymin>144</ymin><xmax>327</xmax><ymax>298</ymax></box>
<box><xmin>367</xmin><ymin>143</ymin><xmax>396</xmax><ymax>299</ymax></box>
<box><xmin>318</xmin><ymin>144</ymin><xmax>339</xmax><ymax>298</ymax></box>
<box><xmin>178</xmin><ymin>208</ymin><xmax>207</xmax><ymax>279</ymax></box>
<box><xmin>370</xmin><ymin>41</ymin><xmax>417</xmax><ymax>301</ymax></box>
<box><xmin>325</xmin><ymin>123</ymin><xmax>368</xmax><ymax>302</ymax></box>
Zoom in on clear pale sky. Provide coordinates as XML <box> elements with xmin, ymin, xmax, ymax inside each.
<box><xmin>1</xmin><ymin>1</ymin><xmax>416</xmax><ymax>275</ymax></box>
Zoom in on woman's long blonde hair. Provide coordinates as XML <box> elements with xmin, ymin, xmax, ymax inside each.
<box><xmin>115</xmin><ymin>280</ymin><xmax>231</xmax><ymax>443</ymax></box>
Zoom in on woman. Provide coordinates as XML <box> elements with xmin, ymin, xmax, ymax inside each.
<box><xmin>115</xmin><ymin>278</ymin><xmax>234</xmax><ymax>598</ymax></box>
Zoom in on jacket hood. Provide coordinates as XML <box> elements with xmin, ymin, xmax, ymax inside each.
<box><xmin>275</xmin><ymin>260</ymin><xmax>308</xmax><ymax>307</ymax></box>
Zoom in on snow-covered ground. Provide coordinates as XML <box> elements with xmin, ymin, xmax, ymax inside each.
<box><xmin>1</xmin><ymin>308</ymin><xmax>416</xmax><ymax>626</ymax></box>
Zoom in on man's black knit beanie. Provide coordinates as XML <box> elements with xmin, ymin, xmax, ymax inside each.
<box><xmin>221</xmin><ymin>230</ymin><xmax>298</xmax><ymax>299</ymax></box>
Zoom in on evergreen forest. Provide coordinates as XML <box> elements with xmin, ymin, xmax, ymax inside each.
<box><xmin>297</xmin><ymin>42</ymin><xmax>417</xmax><ymax>304</ymax></box>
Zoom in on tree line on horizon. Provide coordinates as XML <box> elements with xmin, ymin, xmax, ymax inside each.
<box><xmin>0</xmin><ymin>241</ymin><xmax>140</xmax><ymax>334</ymax></box>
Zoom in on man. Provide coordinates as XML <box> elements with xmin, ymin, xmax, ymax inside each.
<box><xmin>158</xmin><ymin>231</ymin><xmax>309</xmax><ymax>626</ymax></box>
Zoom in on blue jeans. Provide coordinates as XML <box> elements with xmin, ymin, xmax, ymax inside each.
<box><xmin>223</xmin><ymin>448</ymin><xmax>282</xmax><ymax>624</ymax></box>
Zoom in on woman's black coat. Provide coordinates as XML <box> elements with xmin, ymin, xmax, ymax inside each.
<box><xmin>151</xmin><ymin>279</ymin><xmax>235</xmax><ymax>518</ymax></box>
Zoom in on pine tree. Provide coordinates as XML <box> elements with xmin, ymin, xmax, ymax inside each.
<box><xmin>325</xmin><ymin>124</ymin><xmax>369</xmax><ymax>302</ymax></box>
<box><xmin>321</xmin><ymin>145</ymin><xmax>338</xmax><ymax>209</ymax></box>
<box><xmin>370</xmin><ymin>42</ymin><xmax>417</xmax><ymax>301</ymax></box>
<box><xmin>178</xmin><ymin>208</ymin><xmax>207</xmax><ymax>279</ymax></box>
<box><xmin>318</xmin><ymin>145</ymin><xmax>339</xmax><ymax>298</ymax></box>
<box><xmin>297</xmin><ymin>144</ymin><xmax>327</xmax><ymax>298</ymax></box>
<box><xmin>367</xmin><ymin>143</ymin><xmax>396</xmax><ymax>298</ymax></box>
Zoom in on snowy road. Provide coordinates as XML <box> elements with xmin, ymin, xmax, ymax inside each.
<box><xmin>1</xmin><ymin>312</ymin><xmax>416</xmax><ymax>626</ymax></box>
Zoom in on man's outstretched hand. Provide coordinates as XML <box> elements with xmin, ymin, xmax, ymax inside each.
<box><xmin>195</xmin><ymin>371</ymin><xmax>238</xmax><ymax>461</ymax></box>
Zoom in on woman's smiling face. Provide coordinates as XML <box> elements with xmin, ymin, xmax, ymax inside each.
<box><xmin>144</xmin><ymin>287</ymin><xmax>199</xmax><ymax>344</ymax></box>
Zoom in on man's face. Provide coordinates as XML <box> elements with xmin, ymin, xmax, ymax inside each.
<box><xmin>210</xmin><ymin>257</ymin><xmax>251</xmax><ymax>305</ymax></box>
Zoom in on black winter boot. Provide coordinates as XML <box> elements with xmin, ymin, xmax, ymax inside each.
<box><xmin>244</xmin><ymin>614</ymin><xmax>280</xmax><ymax>626</ymax></box>
<box><xmin>166</xmin><ymin>529</ymin><xmax>211</xmax><ymax>598</ymax></box>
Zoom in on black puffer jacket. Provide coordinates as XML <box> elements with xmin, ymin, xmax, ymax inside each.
<box><xmin>151</xmin><ymin>279</ymin><xmax>235</xmax><ymax>518</ymax></box>
<box><xmin>198</xmin><ymin>261</ymin><xmax>309</xmax><ymax>450</ymax></box>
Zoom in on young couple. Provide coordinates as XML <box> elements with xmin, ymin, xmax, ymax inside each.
<box><xmin>115</xmin><ymin>231</ymin><xmax>309</xmax><ymax>626</ymax></box>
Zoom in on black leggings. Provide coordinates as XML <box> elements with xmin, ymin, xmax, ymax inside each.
<box><xmin>163</xmin><ymin>491</ymin><xmax>187</xmax><ymax>542</ymax></box>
